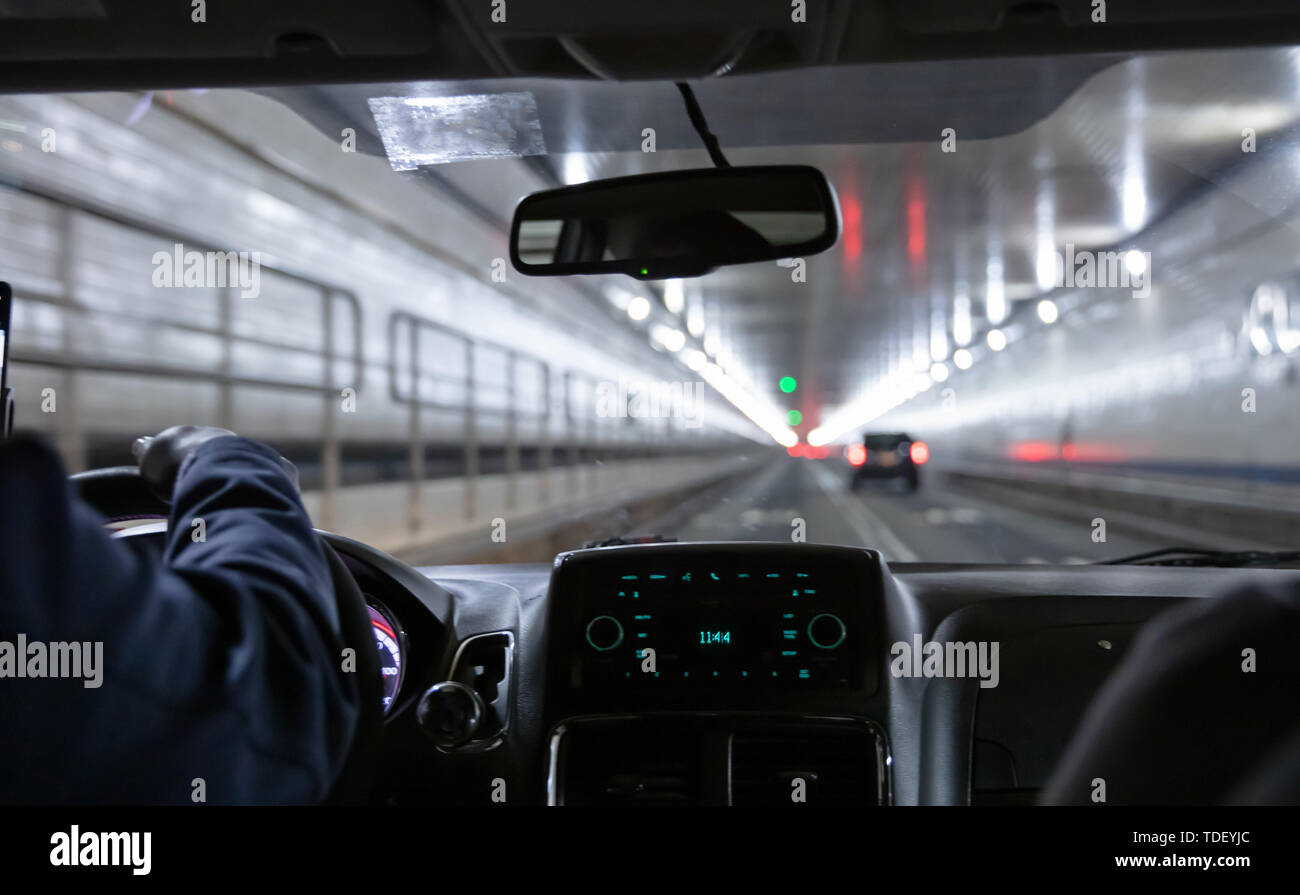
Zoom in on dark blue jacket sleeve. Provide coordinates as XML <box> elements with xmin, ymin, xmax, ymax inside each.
<box><xmin>0</xmin><ymin>435</ymin><xmax>360</xmax><ymax>805</ymax></box>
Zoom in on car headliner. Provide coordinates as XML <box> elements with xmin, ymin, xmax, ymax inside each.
<box><xmin>3</xmin><ymin>0</ymin><xmax>1300</xmax><ymax>94</ymax></box>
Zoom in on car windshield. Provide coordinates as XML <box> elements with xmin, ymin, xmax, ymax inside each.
<box><xmin>2</xmin><ymin>45</ymin><xmax>1298</xmax><ymax>566</ymax></box>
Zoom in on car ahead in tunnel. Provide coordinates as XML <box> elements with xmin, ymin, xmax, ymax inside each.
<box><xmin>4</xmin><ymin>2</ymin><xmax>1300</xmax><ymax>875</ymax></box>
<box><xmin>847</xmin><ymin>432</ymin><xmax>926</xmax><ymax>492</ymax></box>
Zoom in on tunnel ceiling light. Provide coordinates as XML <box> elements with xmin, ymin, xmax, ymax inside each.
<box><xmin>986</xmin><ymin>328</ymin><xmax>1007</xmax><ymax>351</ymax></box>
<box><xmin>661</xmin><ymin>328</ymin><xmax>686</xmax><ymax>352</ymax></box>
<box><xmin>603</xmin><ymin>285</ymin><xmax>635</xmax><ymax>311</ymax></box>
<box><xmin>663</xmin><ymin>279</ymin><xmax>685</xmax><ymax>314</ymax></box>
<box><xmin>700</xmin><ymin>362</ymin><xmax>798</xmax><ymax>448</ymax></box>
<box><xmin>1037</xmin><ymin>299</ymin><xmax>1059</xmax><ymax>324</ymax></box>
<box><xmin>930</xmin><ymin>329</ymin><xmax>948</xmax><ymax>363</ymax></box>
<box><xmin>626</xmin><ymin>295</ymin><xmax>650</xmax><ymax>321</ymax></box>
<box><xmin>953</xmin><ymin>348</ymin><xmax>973</xmax><ymax>370</ymax></box>
<box><xmin>1035</xmin><ymin>239</ymin><xmax>1059</xmax><ymax>292</ymax></box>
<box><xmin>686</xmin><ymin>303</ymin><xmax>706</xmax><ymax>337</ymax></box>
<box><xmin>812</xmin><ymin>350</ymin><xmax>964</xmax><ymax>448</ymax></box>
<box><xmin>809</xmin><ymin>387</ymin><xmax>896</xmax><ymax>447</ymax></box>
<box><xmin>986</xmin><ymin>257</ymin><xmax>1007</xmax><ymax>324</ymax></box>
<box><xmin>682</xmin><ymin>348</ymin><xmax>708</xmax><ymax>371</ymax></box>
<box><xmin>702</xmin><ymin>327</ymin><xmax>721</xmax><ymax>357</ymax></box>
<box><xmin>1122</xmin><ymin>166</ymin><xmax>1147</xmax><ymax>232</ymax></box>
<box><xmin>649</xmin><ymin>323</ymin><xmax>686</xmax><ymax>352</ymax></box>
<box><xmin>953</xmin><ymin>293</ymin><xmax>972</xmax><ymax>347</ymax></box>
<box><xmin>1249</xmin><ymin>326</ymin><xmax>1273</xmax><ymax>356</ymax></box>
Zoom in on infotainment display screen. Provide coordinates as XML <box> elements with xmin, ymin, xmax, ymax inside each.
<box><xmin>545</xmin><ymin>543</ymin><xmax>882</xmax><ymax>714</ymax></box>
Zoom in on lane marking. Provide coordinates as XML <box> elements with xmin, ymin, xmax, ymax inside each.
<box><xmin>811</xmin><ymin>463</ymin><xmax>919</xmax><ymax>562</ymax></box>
<box><xmin>923</xmin><ymin>506</ymin><xmax>984</xmax><ymax>526</ymax></box>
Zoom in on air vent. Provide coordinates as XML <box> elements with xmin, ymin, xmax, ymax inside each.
<box><xmin>444</xmin><ymin>631</ymin><xmax>513</xmax><ymax>751</ymax></box>
<box><xmin>557</xmin><ymin>723</ymin><xmax>716</xmax><ymax>805</ymax></box>
<box><xmin>551</xmin><ymin>717</ymin><xmax>885</xmax><ymax>806</ymax></box>
<box><xmin>730</xmin><ymin>727</ymin><xmax>879</xmax><ymax>805</ymax></box>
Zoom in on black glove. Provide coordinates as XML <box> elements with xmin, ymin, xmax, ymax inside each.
<box><xmin>133</xmin><ymin>425</ymin><xmax>236</xmax><ymax>500</ymax></box>
<box><xmin>132</xmin><ymin>425</ymin><xmax>300</xmax><ymax>501</ymax></box>
<box><xmin>133</xmin><ymin>424</ymin><xmax>302</xmax><ymax>499</ymax></box>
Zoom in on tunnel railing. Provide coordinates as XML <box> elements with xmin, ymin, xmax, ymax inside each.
<box><xmin>3</xmin><ymin>183</ymin><xmax>363</xmax><ymax>528</ymax></box>
<box><xmin>387</xmin><ymin>309</ymin><xmax>634</xmax><ymax>530</ymax></box>
<box><xmin>4</xmin><ymin>182</ymin><xmax>690</xmax><ymax>540</ymax></box>
<box><xmin>937</xmin><ymin>458</ymin><xmax>1300</xmax><ymax>549</ymax></box>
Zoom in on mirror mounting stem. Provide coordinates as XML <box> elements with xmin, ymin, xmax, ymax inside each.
<box><xmin>676</xmin><ymin>82</ymin><xmax>731</xmax><ymax>168</ymax></box>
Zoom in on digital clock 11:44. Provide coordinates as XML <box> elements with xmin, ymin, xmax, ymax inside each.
<box><xmin>699</xmin><ymin>630</ymin><xmax>732</xmax><ymax>645</ymax></box>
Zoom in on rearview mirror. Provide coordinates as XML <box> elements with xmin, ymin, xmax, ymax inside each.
<box><xmin>510</xmin><ymin>165</ymin><xmax>839</xmax><ymax>280</ymax></box>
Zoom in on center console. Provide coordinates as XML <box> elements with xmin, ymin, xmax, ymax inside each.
<box><xmin>543</xmin><ymin>542</ymin><xmax>890</xmax><ymax>805</ymax></box>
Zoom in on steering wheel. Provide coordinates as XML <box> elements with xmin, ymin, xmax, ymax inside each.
<box><xmin>69</xmin><ymin>465</ymin><xmax>384</xmax><ymax>804</ymax></box>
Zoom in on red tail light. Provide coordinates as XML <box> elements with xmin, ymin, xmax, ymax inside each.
<box><xmin>909</xmin><ymin>441</ymin><xmax>930</xmax><ymax>465</ymax></box>
<box><xmin>846</xmin><ymin>443</ymin><xmax>867</xmax><ymax>467</ymax></box>
<box><xmin>1009</xmin><ymin>440</ymin><xmax>1055</xmax><ymax>462</ymax></box>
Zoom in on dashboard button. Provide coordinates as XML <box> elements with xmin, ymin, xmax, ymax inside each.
<box><xmin>808</xmin><ymin>613</ymin><xmax>847</xmax><ymax>650</ymax></box>
<box><xmin>586</xmin><ymin>615</ymin><xmax>625</xmax><ymax>651</ymax></box>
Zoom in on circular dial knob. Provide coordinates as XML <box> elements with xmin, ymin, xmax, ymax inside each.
<box><xmin>807</xmin><ymin>613</ymin><xmax>847</xmax><ymax>650</ymax></box>
<box><xmin>585</xmin><ymin>615</ymin><xmax>625</xmax><ymax>651</ymax></box>
<box><xmin>416</xmin><ymin>681</ymin><xmax>484</xmax><ymax>748</ymax></box>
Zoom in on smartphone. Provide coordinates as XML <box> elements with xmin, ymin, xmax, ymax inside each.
<box><xmin>1</xmin><ymin>281</ymin><xmax>12</xmax><ymax>438</ymax></box>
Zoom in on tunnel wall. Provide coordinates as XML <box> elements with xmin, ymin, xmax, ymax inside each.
<box><xmin>0</xmin><ymin>89</ymin><xmax>762</xmax><ymax>470</ymax></box>
<box><xmin>876</xmin><ymin>125</ymin><xmax>1300</xmax><ymax>486</ymax></box>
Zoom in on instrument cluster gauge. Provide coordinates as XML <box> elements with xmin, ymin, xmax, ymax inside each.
<box><xmin>366</xmin><ymin>601</ymin><xmax>406</xmax><ymax>713</ymax></box>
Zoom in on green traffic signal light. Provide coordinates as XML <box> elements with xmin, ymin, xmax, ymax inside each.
<box><xmin>779</xmin><ymin>376</ymin><xmax>797</xmax><ymax>393</ymax></box>
<box><xmin>787</xmin><ymin>409</ymin><xmax>803</xmax><ymax>426</ymax></box>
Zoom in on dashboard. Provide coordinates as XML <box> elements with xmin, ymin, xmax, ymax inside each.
<box><xmin>365</xmin><ymin>602</ymin><xmax>405</xmax><ymax>713</ymax></box>
<box><xmin>330</xmin><ymin>535</ymin><xmax>1300</xmax><ymax>806</ymax></box>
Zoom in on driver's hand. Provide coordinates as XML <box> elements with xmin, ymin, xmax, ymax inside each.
<box><xmin>134</xmin><ymin>425</ymin><xmax>237</xmax><ymax>500</ymax></box>
<box><xmin>134</xmin><ymin>426</ymin><xmax>302</xmax><ymax>501</ymax></box>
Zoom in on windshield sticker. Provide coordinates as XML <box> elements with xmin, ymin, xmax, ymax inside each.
<box><xmin>366</xmin><ymin>92</ymin><xmax>546</xmax><ymax>169</ymax></box>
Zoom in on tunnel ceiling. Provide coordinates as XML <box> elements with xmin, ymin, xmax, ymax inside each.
<box><xmin>266</xmin><ymin>46</ymin><xmax>1300</xmax><ymax>440</ymax></box>
<box><xmin>571</xmin><ymin>47</ymin><xmax>1300</xmax><ymax>432</ymax></box>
